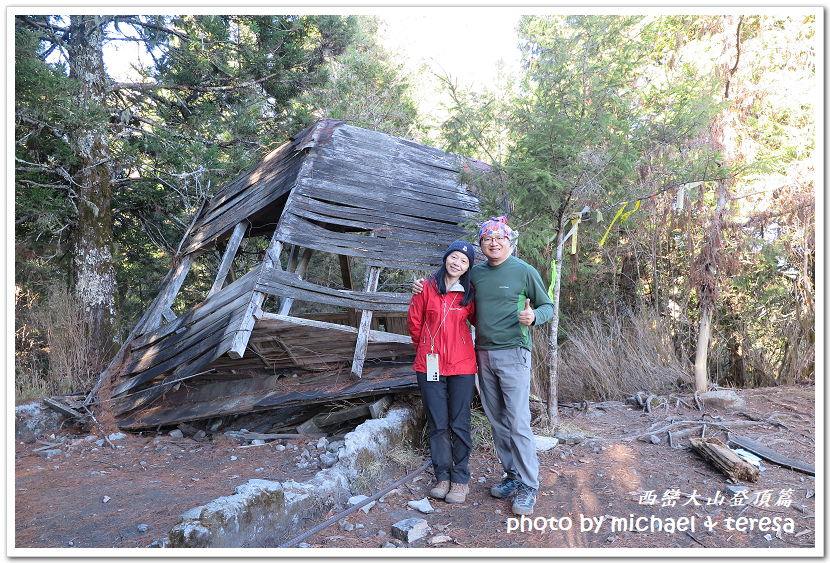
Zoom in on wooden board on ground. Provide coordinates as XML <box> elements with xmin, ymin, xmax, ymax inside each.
<box><xmin>690</xmin><ymin>436</ymin><xmax>760</xmax><ymax>483</ymax></box>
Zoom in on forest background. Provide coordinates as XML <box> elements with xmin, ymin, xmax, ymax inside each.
<box><xmin>12</xmin><ymin>12</ymin><xmax>819</xmax><ymax>420</ymax></box>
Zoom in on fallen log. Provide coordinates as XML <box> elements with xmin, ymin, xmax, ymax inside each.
<box><xmin>690</xmin><ymin>436</ymin><xmax>760</xmax><ymax>482</ymax></box>
<box><xmin>728</xmin><ymin>433</ymin><xmax>815</xmax><ymax>476</ymax></box>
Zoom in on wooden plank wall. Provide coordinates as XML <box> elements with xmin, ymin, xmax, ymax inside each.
<box><xmin>110</xmin><ymin>266</ymin><xmax>264</xmax><ymax>396</ymax></box>
<box><xmin>180</xmin><ymin>141</ymin><xmax>305</xmax><ymax>256</ymax></box>
<box><xmin>276</xmin><ymin>124</ymin><xmax>481</xmax><ymax>270</ymax></box>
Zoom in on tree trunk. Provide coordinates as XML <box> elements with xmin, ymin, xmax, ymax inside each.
<box><xmin>694</xmin><ymin>306</ymin><xmax>712</xmax><ymax>393</ymax></box>
<box><xmin>546</xmin><ymin>222</ymin><xmax>565</xmax><ymax>426</ymax></box>
<box><xmin>67</xmin><ymin>15</ymin><xmax>120</xmax><ymax>369</ymax></box>
<box><xmin>693</xmin><ymin>181</ymin><xmax>729</xmax><ymax>394</ymax></box>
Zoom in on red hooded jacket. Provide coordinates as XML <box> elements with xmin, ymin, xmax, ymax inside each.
<box><xmin>407</xmin><ymin>277</ymin><xmax>476</xmax><ymax>376</ymax></box>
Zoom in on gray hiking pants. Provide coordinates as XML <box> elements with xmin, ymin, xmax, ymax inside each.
<box><xmin>476</xmin><ymin>347</ymin><xmax>539</xmax><ymax>490</ymax></box>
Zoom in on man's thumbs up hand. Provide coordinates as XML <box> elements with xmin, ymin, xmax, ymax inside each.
<box><xmin>518</xmin><ymin>298</ymin><xmax>535</xmax><ymax>326</ymax></box>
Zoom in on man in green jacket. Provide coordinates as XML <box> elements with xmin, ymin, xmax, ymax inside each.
<box><xmin>414</xmin><ymin>216</ymin><xmax>553</xmax><ymax>515</ymax></box>
<box><xmin>471</xmin><ymin>216</ymin><xmax>553</xmax><ymax>515</ymax></box>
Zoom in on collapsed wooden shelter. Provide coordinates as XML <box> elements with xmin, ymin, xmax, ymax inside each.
<box><xmin>87</xmin><ymin>119</ymin><xmax>486</xmax><ymax>430</ymax></box>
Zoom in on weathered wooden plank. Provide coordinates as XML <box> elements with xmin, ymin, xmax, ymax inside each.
<box><xmin>255</xmin><ymin>313</ymin><xmax>412</xmax><ymax>344</ymax></box>
<box><xmin>306</xmin><ymin>154</ymin><xmax>479</xmax><ymax>208</ymax></box>
<box><xmin>278</xmin><ymin>247</ymin><xmax>313</xmax><ymax>315</ymax></box>
<box><xmin>125</xmin><ymin>289</ymin><xmax>253</xmax><ymax>377</ymax></box>
<box><xmin>228</xmin><ymin>235</ymin><xmax>284</xmax><ymax>359</ymax></box>
<box><xmin>728</xmin><ymin>433</ymin><xmax>815</xmax><ymax>475</ymax></box>
<box><xmin>311</xmin><ymin>144</ymin><xmax>468</xmax><ymax>194</ymax></box>
<box><xmin>208</xmin><ymin>221</ymin><xmax>247</xmax><ymax>297</ymax></box>
<box><xmin>295</xmin><ymin>176</ymin><xmax>476</xmax><ymax>224</ymax></box>
<box><xmin>113</xmin><ymin>329</ymin><xmax>241</xmax><ymax>415</ymax></box>
<box><xmin>332</xmin><ymin>125</ymin><xmax>460</xmax><ymax>170</ymax></box>
<box><xmin>114</xmin><ymin>304</ymin><xmax>248</xmax><ymax>395</ymax></box>
<box><xmin>182</xmin><ymin>153</ymin><xmax>303</xmax><ymax>254</ymax></box>
<box><xmin>352</xmin><ymin>266</ymin><xmax>380</xmax><ymax>378</ymax></box>
<box><xmin>196</xmin><ymin>139</ymin><xmax>299</xmax><ymax>212</ymax></box>
<box><xmin>256</xmin><ymin>268</ymin><xmax>410</xmax><ymax>312</ymax></box>
<box><xmin>189</xmin><ymin>144</ymin><xmax>302</xmax><ymax>226</ymax></box>
<box><xmin>289</xmin><ymin>195</ymin><xmax>469</xmax><ymax>239</ymax></box>
<box><xmin>278</xmin><ymin>214</ymin><xmax>452</xmax><ymax>263</ymax></box>
<box><xmin>113</xmin><ymin>363</ymin><xmax>418</xmax><ymax>429</ymax></box>
<box><xmin>137</xmin><ymin>254</ymin><xmax>195</xmax><ymax>335</ymax></box>
<box><xmin>131</xmin><ymin>265</ymin><xmax>262</xmax><ymax>351</ymax></box>
<box><xmin>690</xmin><ymin>436</ymin><xmax>760</xmax><ymax>483</ymax></box>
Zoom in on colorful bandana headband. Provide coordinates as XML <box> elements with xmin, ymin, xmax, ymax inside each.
<box><xmin>478</xmin><ymin>216</ymin><xmax>514</xmax><ymax>241</ymax></box>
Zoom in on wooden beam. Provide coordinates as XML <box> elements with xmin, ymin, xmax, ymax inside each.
<box><xmin>728</xmin><ymin>433</ymin><xmax>815</xmax><ymax>475</ymax></box>
<box><xmin>351</xmin><ymin>266</ymin><xmax>380</xmax><ymax>378</ymax></box>
<box><xmin>228</xmin><ymin>232</ymin><xmax>283</xmax><ymax>359</ymax></box>
<box><xmin>208</xmin><ymin>221</ymin><xmax>247</xmax><ymax>297</ymax></box>
<box><xmin>690</xmin><ymin>436</ymin><xmax>760</xmax><ymax>482</ymax></box>
<box><xmin>138</xmin><ymin>253</ymin><xmax>196</xmax><ymax>335</ymax></box>
<box><xmin>278</xmin><ymin>247</ymin><xmax>313</xmax><ymax>316</ymax></box>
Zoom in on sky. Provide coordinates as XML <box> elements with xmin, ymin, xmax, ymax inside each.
<box><xmin>377</xmin><ymin>10</ymin><xmax>524</xmax><ymax>91</ymax></box>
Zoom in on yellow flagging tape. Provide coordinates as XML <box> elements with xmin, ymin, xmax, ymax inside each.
<box><xmin>620</xmin><ymin>199</ymin><xmax>641</xmax><ymax>222</ymax></box>
<box><xmin>547</xmin><ymin>259</ymin><xmax>556</xmax><ymax>300</ymax></box>
<box><xmin>599</xmin><ymin>202</ymin><xmax>627</xmax><ymax>247</ymax></box>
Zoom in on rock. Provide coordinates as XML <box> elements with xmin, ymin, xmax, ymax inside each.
<box><xmin>699</xmin><ymin>390</ymin><xmax>746</xmax><ymax>411</ymax></box>
<box><xmin>407</xmin><ymin>498</ymin><xmax>434</xmax><ymax>514</ymax></box>
<box><xmin>391</xmin><ymin>518</ymin><xmax>430</xmax><ymax>543</ymax></box>
<box><xmin>478</xmin><ymin>477</ymin><xmax>487</xmax><ymax>483</ymax></box>
<box><xmin>348</xmin><ymin>494</ymin><xmax>376</xmax><ymax>514</ymax></box>
<box><xmin>38</xmin><ymin>449</ymin><xmax>61</xmax><ymax>459</ymax></box>
<box><xmin>168</xmin><ymin>429</ymin><xmax>184</xmax><ymax>439</ymax></box>
<box><xmin>341</xmin><ymin>521</ymin><xmax>354</xmax><ymax>532</ymax></box>
<box><xmin>137</xmin><ymin>524</ymin><xmax>149</xmax><ymax>533</ymax></box>
<box><xmin>429</xmin><ymin>535</ymin><xmax>452</xmax><ymax>544</ymax></box>
<box><xmin>275</xmin><ymin>444</ymin><xmax>286</xmax><ymax>451</ymax></box>
<box><xmin>14</xmin><ymin>402</ymin><xmax>63</xmax><ymax>439</ymax></box>
<box><xmin>381</xmin><ymin>541</ymin><xmax>397</xmax><ymax>548</ymax></box>
<box><xmin>103</xmin><ymin>496</ymin><xmax>111</xmax><ymax>503</ymax></box>
<box><xmin>354</xmin><ymin>523</ymin><xmax>364</xmax><ymax>529</ymax></box>
<box><xmin>193</xmin><ymin>430</ymin><xmax>207</xmax><ymax>441</ymax></box>
<box><xmin>316</xmin><ymin>437</ymin><xmax>329</xmax><ymax>450</ymax></box>
<box><xmin>553</xmin><ymin>432</ymin><xmax>585</xmax><ymax>445</ymax></box>
<box><xmin>107</xmin><ymin>432</ymin><xmax>126</xmax><ymax>442</ymax></box>
<box><xmin>251</xmin><ymin>439</ymin><xmax>265</xmax><ymax>446</ymax></box>
<box><xmin>649</xmin><ymin>435</ymin><xmax>661</xmax><ymax>445</ymax></box>
<box><xmin>534</xmin><ymin>435</ymin><xmax>559</xmax><ymax>451</ymax></box>
<box><xmin>326</xmin><ymin>439</ymin><xmax>345</xmax><ymax>453</ymax></box>
<box><xmin>320</xmin><ymin>452</ymin><xmax>338</xmax><ymax>468</ymax></box>
<box><xmin>725</xmin><ymin>485</ymin><xmax>749</xmax><ymax>496</ymax></box>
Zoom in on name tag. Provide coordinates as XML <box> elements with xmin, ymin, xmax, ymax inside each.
<box><xmin>426</xmin><ymin>353</ymin><xmax>440</xmax><ymax>382</ymax></box>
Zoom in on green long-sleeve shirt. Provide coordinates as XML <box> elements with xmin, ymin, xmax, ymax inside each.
<box><xmin>470</xmin><ymin>255</ymin><xmax>554</xmax><ymax>351</ymax></box>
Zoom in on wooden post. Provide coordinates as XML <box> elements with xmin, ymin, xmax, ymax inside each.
<box><xmin>228</xmin><ymin>232</ymin><xmax>283</xmax><ymax>359</ymax></box>
<box><xmin>278</xmin><ymin>247</ymin><xmax>313</xmax><ymax>316</ymax></box>
<box><xmin>139</xmin><ymin>253</ymin><xmax>195</xmax><ymax>334</ymax></box>
<box><xmin>208</xmin><ymin>222</ymin><xmax>247</xmax><ymax>297</ymax></box>
<box><xmin>351</xmin><ymin>266</ymin><xmax>380</xmax><ymax>378</ymax></box>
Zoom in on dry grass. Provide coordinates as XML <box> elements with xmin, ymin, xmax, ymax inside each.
<box><xmin>535</xmin><ymin>309</ymin><xmax>693</xmax><ymax>403</ymax></box>
<box><xmin>15</xmin><ymin>285</ymin><xmax>99</xmax><ymax>401</ymax></box>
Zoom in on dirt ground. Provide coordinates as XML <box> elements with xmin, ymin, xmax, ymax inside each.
<box><xmin>13</xmin><ymin>383</ymin><xmax>817</xmax><ymax>552</ymax></box>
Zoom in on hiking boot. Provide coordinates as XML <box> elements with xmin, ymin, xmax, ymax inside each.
<box><xmin>429</xmin><ymin>480</ymin><xmax>450</xmax><ymax>500</ymax></box>
<box><xmin>490</xmin><ymin>477</ymin><xmax>521</xmax><ymax>498</ymax></box>
<box><xmin>512</xmin><ymin>483</ymin><xmax>537</xmax><ymax>515</ymax></box>
<box><xmin>444</xmin><ymin>482</ymin><xmax>469</xmax><ymax>504</ymax></box>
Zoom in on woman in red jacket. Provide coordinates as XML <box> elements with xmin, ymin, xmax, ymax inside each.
<box><xmin>407</xmin><ymin>241</ymin><xmax>477</xmax><ymax>504</ymax></box>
